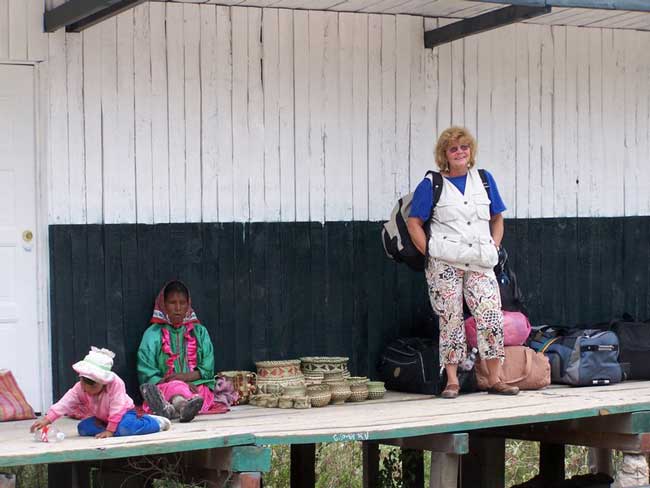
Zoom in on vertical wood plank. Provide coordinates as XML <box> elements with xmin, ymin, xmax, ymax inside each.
<box><xmin>278</xmin><ymin>9</ymin><xmax>296</xmax><ymax>221</ymax></box>
<box><xmin>539</xmin><ymin>25</ymin><xmax>554</xmax><ymax>219</ymax></box>
<box><xmin>527</xmin><ymin>24</ymin><xmax>542</xmax><ymax>219</ymax></box>
<box><xmin>514</xmin><ymin>24</ymin><xmax>529</xmax><ymax>219</ymax></box>
<box><xmin>216</xmin><ymin>5</ymin><xmax>234</xmax><ymax>222</ymax></box>
<box><xmin>150</xmin><ymin>2</ymin><xmax>170</xmax><ymax>223</ymax></box>
<box><xmin>339</xmin><ymin>13</ymin><xmax>356</xmax><ymax>221</ymax></box>
<box><xmin>9</xmin><ymin>0</ymin><xmax>27</xmax><ymax>60</ymax></box>
<box><xmin>134</xmin><ymin>3</ymin><xmax>154</xmax><ymax>224</ymax></box>
<box><xmin>575</xmin><ymin>24</ymin><xmax>590</xmax><ymax>217</ymax></box>
<box><xmin>167</xmin><ymin>3</ymin><xmax>187</xmax><ymax>223</ymax></box>
<box><xmin>100</xmin><ymin>19</ymin><xmax>119</xmax><ymax>224</ymax></box>
<box><xmin>27</xmin><ymin>0</ymin><xmax>46</xmax><ymax>62</ymax></box>
<box><xmin>362</xmin><ymin>441</ymin><xmax>379</xmax><ymax>488</ymax></box>
<box><xmin>200</xmin><ymin>4</ymin><xmax>219</xmax><ymax>222</ymax></box>
<box><xmin>463</xmin><ymin>24</ymin><xmax>478</xmax><ymax>136</ymax></box>
<box><xmin>232</xmin><ymin>7</ymin><xmax>250</xmax><ymax>222</ymax></box>
<box><xmin>248</xmin><ymin>8</ymin><xmax>265</xmax><ymax>222</ymax></box>
<box><xmin>308</xmin><ymin>11</ymin><xmax>326</xmax><ymax>223</ymax></box>
<box><xmin>394</xmin><ymin>15</ymin><xmax>412</xmax><ymax>198</ymax></box>
<box><xmin>262</xmin><ymin>8</ymin><xmax>281</xmax><ymax>222</ymax></box>
<box><xmin>66</xmin><ymin>33</ymin><xmax>87</xmax><ymax>225</ymax></box>
<box><xmin>493</xmin><ymin>25</ymin><xmax>516</xmax><ymax>214</ymax></box>
<box><xmin>323</xmin><ymin>11</ymin><xmax>347</xmax><ymax>221</ymax></box>
<box><xmin>552</xmin><ymin>26</ymin><xmax>570</xmax><ymax>219</ymax></box>
<box><xmin>588</xmin><ymin>28</ymin><xmax>604</xmax><ymax>217</ymax></box>
<box><xmin>351</xmin><ymin>13</ymin><xmax>369</xmax><ymax>221</ymax></box>
<box><xmin>293</xmin><ymin>10</ymin><xmax>309</xmax><ymax>222</ymax></box>
<box><xmin>366</xmin><ymin>14</ymin><xmax>382</xmax><ymax>221</ymax></box>
<box><xmin>539</xmin><ymin>443</ymin><xmax>565</xmax><ymax>484</ymax></box>
<box><xmin>476</xmin><ymin>29</ymin><xmax>493</xmax><ymax>188</ymax></box>
<box><xmin>450</xmin><ymin>34</ymin><xmax>464</xmax><ymax>126</ymax></box>
<box><xmin>116</xmin><ymin>11</ymin><xmax>136</xmax><ymax>224</ymax></box>
<box><xmin>184</xmin><ymin>3</ymin><xmax>203</xmax><ymax>222</ymax></box>
<box><xmin>48</xmin><ymin>29</ymin><xmax>70</xmax><ymax>224</ymax></box>
<box><xmin>622</xmin><ymin>30</ymin><xmax>639</xmax><ymax>216</ymax></box>
<box><xmin>0</xmin><ymin>0</ymin><xmax>8</xmax><ymax>59</ymax></box>
<box><xmin>381</xmin><ymin>14</ymin><xmax>396</xmax><ymax>218</ymax></box>
<box><xmin>565</xmin><ymin>26</ymin><xmax>580</xmax><ymax>219</ymax></box>
<box><xmin>436</xmin><ymin>19</ymin><xmax>454</xmax><ymax>132</ymax></box>
<box><xmin>83</xmin><ymin>25</ymin><xmax>104</xmax><ymax>224</ymax></box>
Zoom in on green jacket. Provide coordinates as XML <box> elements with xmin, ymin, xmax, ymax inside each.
<box><xmin>137</xmin><ymin>323</ymin><xmax>215</xmax><ymax>389</ymax></box>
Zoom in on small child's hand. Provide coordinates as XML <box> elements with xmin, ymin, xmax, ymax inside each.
<box><xmin>95</xmin><ymin>430</ymin><xmax>114</xmax><ymax>439</ymax></box>
<box><xmin>30</xmin><ymin>418</ymin><xmax>51</xmax><ymax>433</ymax></box>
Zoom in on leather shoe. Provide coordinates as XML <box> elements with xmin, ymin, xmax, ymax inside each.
<box><xmin>487</xmin><ymin>382</ymin><xmax>519</xmax><ymax>395</ymax></box>
<box><xmin>441</xmin><ymin>383</ymin><xmax>460</xmax><ymax>399</ymax></box>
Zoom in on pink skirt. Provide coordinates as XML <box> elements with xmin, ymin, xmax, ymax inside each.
<box><xmin>142</xmin><ymin>380</ymin><xmax>228</xmax><ymax>415</ymax></box>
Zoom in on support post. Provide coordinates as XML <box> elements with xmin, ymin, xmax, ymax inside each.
<box><xmin>291</xmin><ymin>444</ymin><xmax>316</xmax><ymax>488</ymax></box>
<box><xmin>460</xmin><ymin>434</ymin><xmax>505</xmax><ymax>488</ymax></box>
<box><xmin>362</xmin><ymin>441</ymin><xmax>380</xmax><ymax>488</ymax></box>
<box><xmin>401</xmin><ymin>449</ymin><xmax>424</xmax><ymax>488</ymax></box>
<box><xmin>430</xmin><ymin>453</ymin><xmax>460</xmax><ymax>488</ymax></box>
<box><xmin>539</xmin><ymin>443</ymin><xmax>565</xmax><ymax>484</ymax></box>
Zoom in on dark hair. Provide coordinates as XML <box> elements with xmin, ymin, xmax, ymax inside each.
<box><xmin>80</xmin><ymin>376</ymin><xmax>96</xmax><ymax>386</ymax></box>
<box><xmin>163</xmin><ymin>281</ymin><xmax>189</xmax><ymax>301</ymax></box>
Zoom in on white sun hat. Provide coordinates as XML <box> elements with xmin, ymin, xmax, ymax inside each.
<box><xmin>72</xmin><ymin>346</ymin><xmax>117</xmax><ymax>385</ymax></box>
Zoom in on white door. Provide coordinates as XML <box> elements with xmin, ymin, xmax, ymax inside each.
<box><xmin>0</xmin><ymin>64</ymin><xmax>41</xmax><ymax>412</ymax></box>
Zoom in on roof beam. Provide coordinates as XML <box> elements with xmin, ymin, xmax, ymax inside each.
<box><xmin>424</xmin><ymin>5</ymin><xmax>551</xmax><ymax>48</ymax></box>
<box><xmin>44</xmin><ymin>0</ymin><xmax>146</xmax><ymax>33</ymax></box>
<box><xmin>472</xmin><ymin>0</ymin><xmax>650</xmax><ymax>12</ymax></box>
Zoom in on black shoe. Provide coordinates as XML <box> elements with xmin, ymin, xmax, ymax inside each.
<box><xmin>179</xmin><ymin>397</ymin><xmax>203</xmax><ymax>423</ymax></box>
<box><xmin>140</xmin><ymin>384</ymin><xmax>175</xmax><ymax>419</ymax></box>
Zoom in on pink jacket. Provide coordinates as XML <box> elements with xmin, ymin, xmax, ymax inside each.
<box><xmin>45</xmin><ymin>376</ymin><xmax>134</xmax><ymax>432</ymax></box>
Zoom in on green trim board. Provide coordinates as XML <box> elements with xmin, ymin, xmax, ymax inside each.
<box><xmin>230</xmin><ymin>446</ymin><xmax>272</xmax><ymax>473</ymax></box>
<box><xmin>0</xmin><ymin>433</ymin><xmax>256</xmax><ymax>468</ymax></box>
<box><xmin>252</xmin><ymin>403</ymin><xmax>650</xmax><ymax>446</ymax></box>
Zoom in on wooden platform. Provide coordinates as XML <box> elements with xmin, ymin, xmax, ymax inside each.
<box><xmin>3</xmin><ymin>381</ymin><xmax>650</xmax><ymax>468</ymax></box>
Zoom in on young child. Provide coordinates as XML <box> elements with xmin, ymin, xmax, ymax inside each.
<box><xmin>30</xmin><ymin>347</ymin><xmax>171</xmax><ymax>438</ymax></box>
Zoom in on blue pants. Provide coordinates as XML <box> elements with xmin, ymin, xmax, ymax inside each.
<box><xmin>77</xmin><ymin>410</ymin><xmax>160</xmax><ymax>437</ymax></box>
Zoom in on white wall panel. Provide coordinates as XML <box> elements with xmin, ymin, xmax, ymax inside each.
<box><xmin>43</xmin><ymin>6</ymin><xmax>650</xmax><ymax>224</ymax></box>
<box><xmin>0</xmin><ymin>0</ymin><xmax>46</xmax><ymax>62</ymax></box>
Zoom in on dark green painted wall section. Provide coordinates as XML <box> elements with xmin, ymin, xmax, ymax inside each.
<box><xmin>49</xmin><ymin>217</ymin><xmax>650</xmax><ymax>399</ymax></box>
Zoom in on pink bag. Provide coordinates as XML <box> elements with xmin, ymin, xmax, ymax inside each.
<box><xmin>465</xmin><ymin>311</ymin><xmax>531</xmax><ymax>349</ymax></box>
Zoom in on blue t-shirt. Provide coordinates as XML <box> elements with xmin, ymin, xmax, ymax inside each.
<box><xmin>409</xmin><ymin>170</ymin><xmax>506</xmax><ymax>221</ymax></box>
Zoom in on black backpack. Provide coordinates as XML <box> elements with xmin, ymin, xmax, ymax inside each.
<box><xmin>609</xmin><ymin>314</ymin><xmax>650</xmax><ymax>380</ymax></box>
<box><xmin>377</xmin><ymin>337</ymin><xmax>476</xmax><ymax>395</ymax></box>
<box><xmin>381</xmin><ymin>170</ymin><xmax>490</xmax><ymax>271</ymax></box>
<box><xmin>494</xmin><ymin>246</ymin><xmax>527</xmax><ymax>314</ymax></box>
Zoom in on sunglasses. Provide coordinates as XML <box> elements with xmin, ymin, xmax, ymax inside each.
<box><xmin>448</xmin><ymin>144</ymin><xmax>470</xmax><ymax>153</ymax></box>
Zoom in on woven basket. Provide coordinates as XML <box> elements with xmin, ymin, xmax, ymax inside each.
<box><xmin>307</xmin><ymin>384</ymin><xmax>331</xmax><ymax>408</ymax></box>
<box><xmin>367</xmin><ymin>389</ymin><xmax>386</xmax><ymax>400</ymax></box>
<box><xmin>347</xmin><ymin>383</ymin><xmax>369</xmax><ymax>402</ymax></box>
<box><xmin>300</xmin><ymin>357</ymin><xmax>350</xmax><ymax>379</ymax></box>
<box><xmin>328</xmin><ymin>381</ymin><xmax>351</xmax><ymax>404</ymax></box>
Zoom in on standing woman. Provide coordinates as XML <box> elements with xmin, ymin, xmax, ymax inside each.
<box><xmin>407</xmin><ymin>126</ymin><xmax>519</xmax><ymax>399</ymax></box>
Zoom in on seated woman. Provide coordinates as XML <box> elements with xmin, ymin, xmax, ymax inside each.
<box><xmin>137</xmin><ymin>281</ymin><xmax>231</xmax><ymax>422</ymax></box>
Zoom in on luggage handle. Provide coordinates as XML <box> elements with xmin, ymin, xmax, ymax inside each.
<box><xmin>539</xmin><ymin>337</ymin><xmax>560</xmax><ymax>353</ymax></box>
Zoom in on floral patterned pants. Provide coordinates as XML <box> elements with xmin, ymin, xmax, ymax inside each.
<box><xmin>425</xmin><ymin>258</ymin><xmax>505</xmax><ymax>366</ymax></box>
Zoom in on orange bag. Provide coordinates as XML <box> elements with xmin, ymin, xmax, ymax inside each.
<box><xmin>0</xmin><ymin>369</ymin><xmax>36</xmax><ymax>421</ymax></box>
<box><xmin>475</xmin><ymin>346</ymin><xmax>550</xmax><ymax>391</ymax></box>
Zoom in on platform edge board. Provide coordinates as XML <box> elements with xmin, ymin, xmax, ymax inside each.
<box><xmin>253</xmin><ymin>401</ymin><xmax>650</xmax><ymax>445</ymax></box>
<box><xmin>0</xmin><ymin>434</ymin><xmax>257</xmax><ymax>468</ymax></box>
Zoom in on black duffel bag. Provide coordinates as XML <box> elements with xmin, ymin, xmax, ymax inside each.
<box><xmin>610</xmin><ymin>313</ymin><xmax>650</xmax><ymax>380</ymax></box>
<box><xmin>378</xmin><ymin>337</ymin><xmax>442</xmax><ymax>395</ymax></box>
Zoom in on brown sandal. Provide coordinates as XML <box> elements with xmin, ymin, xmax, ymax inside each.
<box><xmin>441</xmin><ymin>383</ymin><xmax>460</xmax><ymax>399</ymax></box>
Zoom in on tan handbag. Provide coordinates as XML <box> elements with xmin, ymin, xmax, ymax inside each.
<box><xmin>475</xmin><ymin>346</ymin><xmax>550</xmax><ymax>391</ymax></box>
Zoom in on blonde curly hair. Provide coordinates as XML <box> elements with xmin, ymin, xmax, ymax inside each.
<box><xmin>435</xmin><ymin>126</ymin><xmax>478</xmax><ymax>172</ymax></box>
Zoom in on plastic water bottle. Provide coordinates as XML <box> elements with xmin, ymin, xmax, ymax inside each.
<box><xmin>33</xmin><ymin>425</ymin><xmax>65</xmax><ymax>443</ymax></box>
<box><xmin>459</xmin><ymin>347</ymin><xmax>478</xmax><ymax>371</ymax></box>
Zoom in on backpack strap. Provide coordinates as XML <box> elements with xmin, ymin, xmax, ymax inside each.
<box><xmin>478</xmin><ymin>168</ymin><xmax>490</xmax><ymax>194</ymax></box>
<box><xmin>424</xmin><ymin>171</ymin><xmax>443</xmax><ymax>222</ymax></box>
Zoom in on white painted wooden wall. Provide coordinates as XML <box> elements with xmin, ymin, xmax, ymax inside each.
<box><xmin>44</xmin><ymin>3</ymin><xmax>650</xmax><ymax>224</ymax></box>
<box><xmin>0</xmin><ymin>0</ymin><xmax>46</xmax><ymax>62</ymax></box>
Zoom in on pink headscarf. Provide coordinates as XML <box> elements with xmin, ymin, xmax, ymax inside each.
<box><xmin>151</xmin><ymin>281</ymin><xmax>200</xmax><ymax>377</ymax></box>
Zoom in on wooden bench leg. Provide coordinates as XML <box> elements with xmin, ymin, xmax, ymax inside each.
<box><xmin>588</xmin><ymin>447</ymin><xmax>613</xmax><ymax>476</ymax></box>
<box><xmin>362</xmin><ymin>441</ymin><xmax>380</xmax><ymax>488</ymax></box>
<box><xmin>401</xmin><ymin>448</ymin><xmax>424</xmax><ymax>488</ymax></box>
<box><xmin>48</xmin><ymin>462</ymin><xmax>92</xmax><ymax>488</ymax></box>
<box><xmin>291</xmin><ymin>443</ymin><xmax>316</xmax><ymax>488</ymax></box>
<box><xmin>460</xmin><ymin>434</ymin><xmax>504</xmax><ymax>488</ymax></box>
<box><xmin>539</xmin><ymin>442</ymin><xmax>565</xmax><ymax>484</ymax></box>
<box><xmin>231</xmin><ymin>472</ymin><xmax>262</xmax><ymax>488</ymax></box>
<box><xmin>430</xmin><ymin>452</ymin><xmax>459</xmax><ymax>488</ymax></box>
